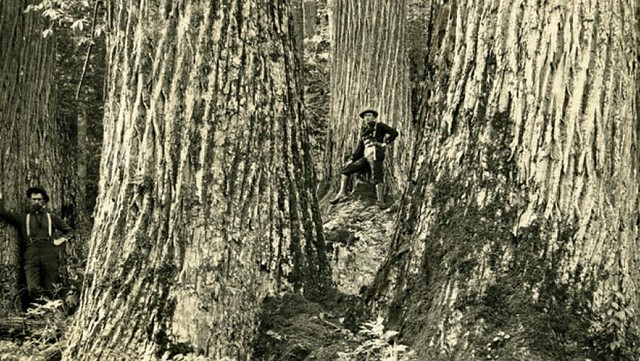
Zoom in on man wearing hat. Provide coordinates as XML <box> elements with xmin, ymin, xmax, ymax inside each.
<box><xmin>0</xmin><ymin>187</ymin><xmax>74</xmax><ymax>303</ymax></box>
<box><xmin>330</xmin><ymin>108</ymin><xmax>398</xmax><ymax>208</ymax></box>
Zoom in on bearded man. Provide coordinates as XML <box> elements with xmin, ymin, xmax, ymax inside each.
<box><xmin>0</xmin><ymin>187</ymin><xmax>74</xmax><ymax>303</ymax></box>
<box><xmin>330</xmin><ymin>109</ymin><xmax>398</xmax><ymax>208</ymax></box>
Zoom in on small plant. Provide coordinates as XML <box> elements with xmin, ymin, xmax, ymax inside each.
<box><xmin>338</xmin><ymin>316</ymin><xmax>415</xmax><ymax>361</ymax></box>
<box><xmin>26</xmin><ymin>297</ymin><xmax>67</xmax><ymax>343</ymax></box>
<box><xmin>589</xmin><ymin>291</ymin><xmax>640</xmax><ymax>359</ymax></box>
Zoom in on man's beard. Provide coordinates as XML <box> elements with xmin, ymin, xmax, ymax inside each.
<box><xmin>30</xmin><ymin>204</ymin><xmax>44</xmax><ymax>212</ymax></box>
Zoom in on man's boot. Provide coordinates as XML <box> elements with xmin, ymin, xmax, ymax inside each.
<box><xmin>330</xmin><ymin>175</ymin><xmax>349</xmax><ymax>204</ymax></box>
<box><xmin>376</xmin><ymin>183</ymin><xmax>389</xmax><ymax>210</ymax></box>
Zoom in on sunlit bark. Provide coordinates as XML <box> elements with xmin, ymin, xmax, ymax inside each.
<box><xmin>373</xmin><ymin>1</ymin><xmax>640</xmax><ymax>359</ymax></box>
<box><xmin>65</xmin><ymin>1</ymin><xmax>330</xmax><ymax>359</ymax></box>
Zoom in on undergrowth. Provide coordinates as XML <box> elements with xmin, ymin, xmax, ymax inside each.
<box><xmin>252</xmin><ymin>291</ymin><xmax>417</xmax><ymax>361</ymax></box>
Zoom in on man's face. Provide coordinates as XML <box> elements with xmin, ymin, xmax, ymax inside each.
<box><xmin>363</xmin><ymin>113</ymin><xmax>376</xmax><ymax>125</ymax></box>
<box><xmin>29</xmin><ymin>193</ymin><xmax>46</xmax><ymax>211</ymax></box>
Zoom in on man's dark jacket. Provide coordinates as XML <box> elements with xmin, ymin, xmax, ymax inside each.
<box><xmin>351</xmin><ymin>122</ymin><xmax>399</xmax><ymax>161</ymax></box>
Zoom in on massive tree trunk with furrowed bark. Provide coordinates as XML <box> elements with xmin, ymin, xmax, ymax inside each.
<box><xmin>324</xmin><ymin>0</ymin><xmax>411</xmax><ymax>196</ymax></box>
<box><xmin>372</xmin><ymin>1</ymin><xmax>640</xmax><ymax>360</ymax></box>
<box><xmin>0</xmin><ymin>0</ymin><xmax>74</xmax><ymax>312</ymax></box>
<box><xmin>64</xmin><ymin>1</ymin><xmax>330</xmax><ymax>359</ymax></box>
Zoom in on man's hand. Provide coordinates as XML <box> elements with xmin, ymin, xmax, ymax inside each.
<box><xmin>377</xmin><ymin>142</ymin><xmax>387</xmax><ymax>148</ymax></box>
<box><xmin>53</xmin><ymin>235</ymin><xmax>74</xmax><ymax>246</ymax></box>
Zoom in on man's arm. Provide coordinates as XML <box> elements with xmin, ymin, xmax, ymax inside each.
<box><xmin>381</xmin><ymin>123</ymin><xmax>399</xmax><ymax>144</ymax></box>
<box><xmin>51</xmin><ymin>214</ymin><xmax>74</xmax><ymax>237</ymax></box>
<box><xmin>51</xmin><ymin>215</ymin><xmax>74</xmax><ymax>246</ymax></box>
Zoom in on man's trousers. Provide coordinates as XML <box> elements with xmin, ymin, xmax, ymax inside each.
<box><xmin>24</xmin><ymin>242</ymin><xmax>59</xmax><ymax>299</ymax></box>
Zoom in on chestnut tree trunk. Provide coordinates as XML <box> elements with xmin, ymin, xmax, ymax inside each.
<box><xmin>372</xmin><ymin>1</ymin><xmax>640</xmax><ymax>360</ymax></box>
<box><xmin>0</xmin><ymin>0</ymin><xmax>73</xmax><ymax>312</ymax></box>
<box><xmin>64</xmin><ymin>1</ymin><xmax>330</xmax><ymax>359</ymax></box>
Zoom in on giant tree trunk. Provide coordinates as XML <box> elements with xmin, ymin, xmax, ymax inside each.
<box><xmin>0</xmin><ymin>0</ymin><xmax>71</xmax><ymax>312</ymax></box>
<box><xmin>373</xmin><ymin>1</ymin><xmax>640</xmax><ymax>360</ymax></box>
<box><xmin>325</xmin><ymin>0</ymin><xmax>411</xmax><ymax>195</ymax></box>
<box><xmin>64</xmin><ymin>1</ymin><xmax>330</xmax><ymax>359</ymax></box>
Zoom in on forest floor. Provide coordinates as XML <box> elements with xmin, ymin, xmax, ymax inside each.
<box><xmin>0</xmin><ymin>299</ymin><xmax>69</xmax><ymax>361</ymax></box>
<box><xmin>253</xmin><ymin>181</ymin><xmax>417</xmax><ymax>360</ymax></box>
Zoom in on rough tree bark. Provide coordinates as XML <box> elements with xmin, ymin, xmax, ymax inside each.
<box><xmin>64</xmin><ymin>1</ymin><xmax>330</xmax><ymax>359</ymax></box>
<box><xmin>0</xmin><ymin>0</ymin><xmax>72</xmax><ymax>312</ymax></box>
<box><xmin>325</xmin><ymin>0</ymin><xmax>411</xmax><ymax>195</ymax></box>
<box><xmin>292</xmin><ymin>0</ymin><xmax>304</xmax><ymax>60</ymax></box>
<box><xmin>301</xmin><ymin>0</ymin><xmax>331</xmax><ymax>190</ymax></box>
<box><xmin>76</xmin><ymin>107</ymin><xmax>88</xmax><ymax>211</ymax></box>
<box><xmin>372</xmin><ymin>1</ymin><xmax>640</xmax><ymax>360</ymax></box>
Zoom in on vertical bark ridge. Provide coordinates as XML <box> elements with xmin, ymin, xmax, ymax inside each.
<box><xmin>67</xmin><ymin>1</ymin><xmax>329</xmax><ymax>359</ymax></box>
<box><xmin>372</xmin><ymin>0</ymin><xmax>639</xmax><ymax>357</ymax></box>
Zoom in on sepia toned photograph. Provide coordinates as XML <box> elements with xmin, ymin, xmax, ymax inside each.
<box><xmin>0</xmin><ymin>0</ymin><xmax>639</xmax><ymax>360</ymax></box>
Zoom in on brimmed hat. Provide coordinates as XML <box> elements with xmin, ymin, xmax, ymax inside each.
<box><xmin>359</xmin><ymin>109</ymin><xmax>378</xmax><ymax>118</ymax></box>
<box><xmin>26</xmin><ymin>187</ymin><xmax>49</xmax><ymax>203</ymax></box>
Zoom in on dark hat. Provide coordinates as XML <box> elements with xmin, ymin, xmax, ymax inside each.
<box><xmin>26</xmin><ymin>187</ymin><xmax>49</xmax><ymax>202</ymax></box>
<box><xmin>359</xmin><ymin>109</ymin><xmax>379</xmax><ymax>118</ymax></box>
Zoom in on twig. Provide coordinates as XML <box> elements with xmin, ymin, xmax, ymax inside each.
<box><xmin>318</xmin><ymin>314</ymin><xmax>343</xmax><ymax>331</ymax></box>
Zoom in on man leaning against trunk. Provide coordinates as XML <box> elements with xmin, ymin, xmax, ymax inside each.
<box><xmin>0</xmin><ymin>187</ymin><xmax>74</xmax><ymax>304</ymax></box>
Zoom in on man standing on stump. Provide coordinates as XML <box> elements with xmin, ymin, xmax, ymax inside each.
<box><xmin>0</xmin><ymin>187</ymin><xmax>74</xmax><ymax>304</ymax></box>
<box><xmin>330</xmin><ymin>109</ymin><xmax>398</xmax><ymax>209</ymax></box>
